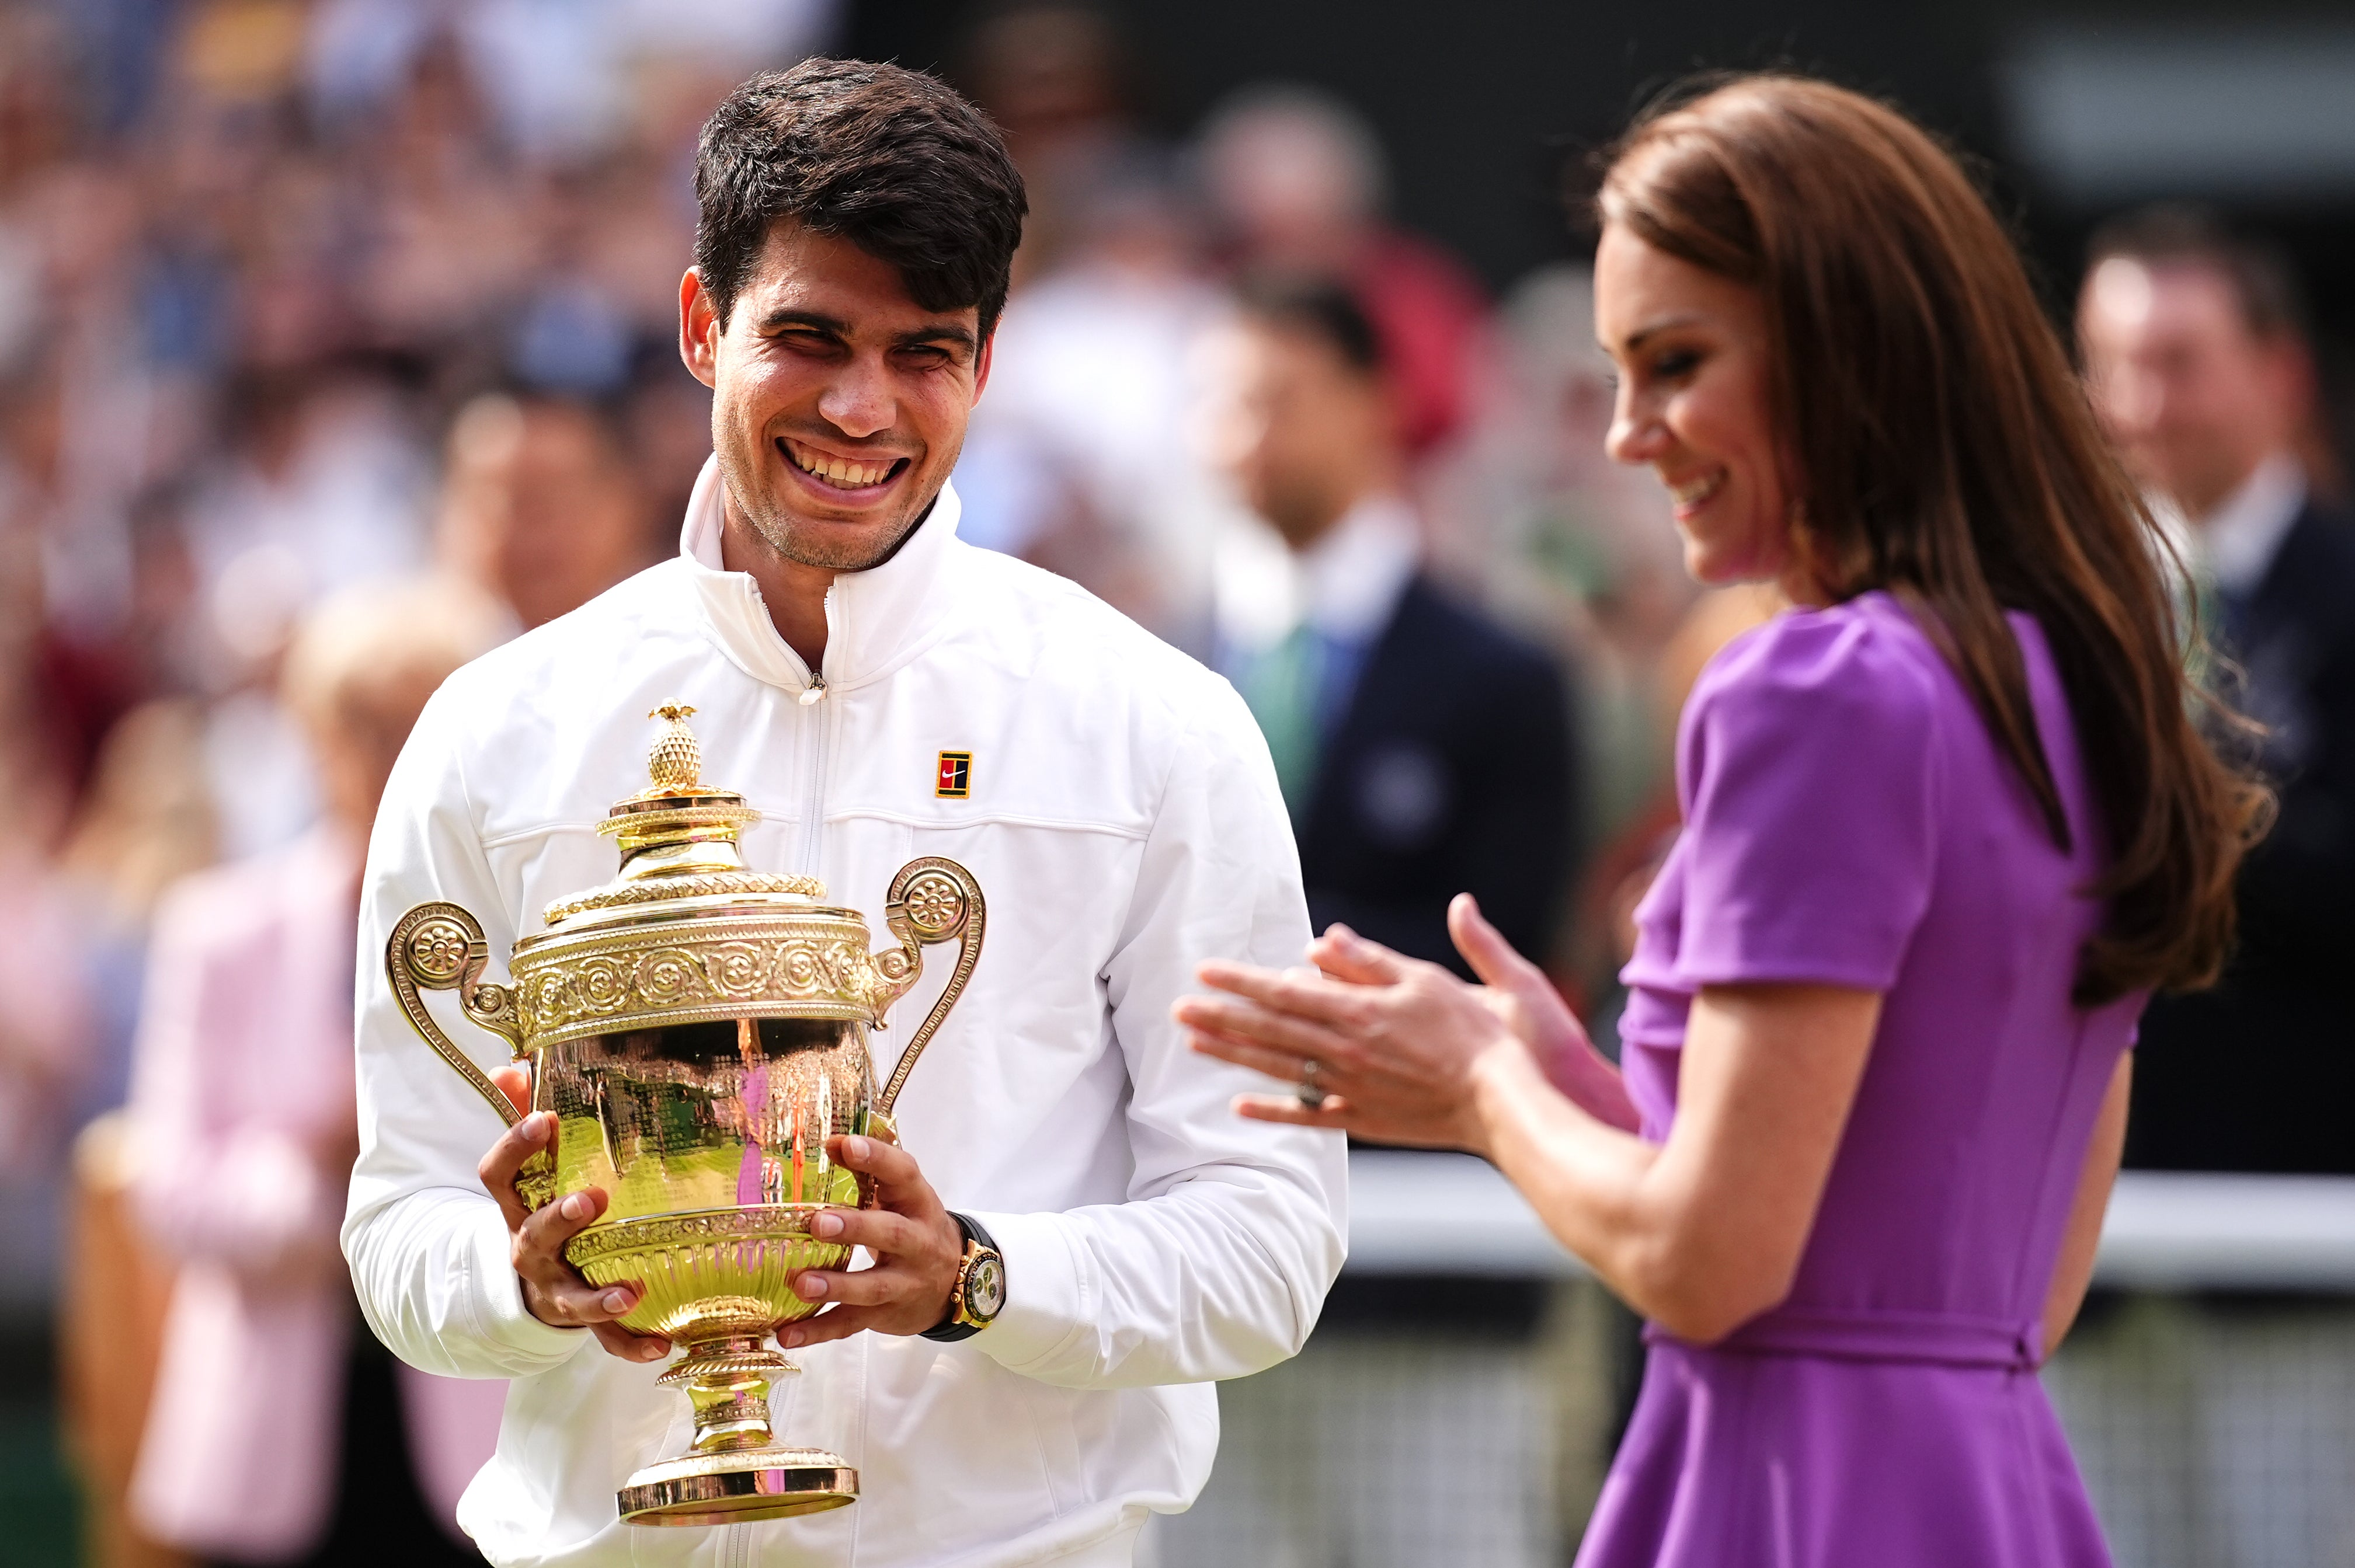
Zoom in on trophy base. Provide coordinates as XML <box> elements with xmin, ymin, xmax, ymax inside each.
<box><xmin>617</xmin><ymin>1446</ymin><xmax>858</xmax><ymax>1527</ymax></box>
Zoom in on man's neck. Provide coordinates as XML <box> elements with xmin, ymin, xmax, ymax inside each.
<box><xmin>718</xmin><ymin>495</ymin><xmax>836</xmax><ymax>672</ymax></box>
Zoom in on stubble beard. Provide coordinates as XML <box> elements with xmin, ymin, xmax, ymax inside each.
<box><xmin>718</xmin><ymin>441</ymin><xmax>932</xmax><ymax>573</ymax></box>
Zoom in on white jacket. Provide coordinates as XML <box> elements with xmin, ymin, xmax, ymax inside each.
<box><xmin>344</xmin><ymin>461</ymin><xmax>1348</xmax><ymax>1567</ymax></box>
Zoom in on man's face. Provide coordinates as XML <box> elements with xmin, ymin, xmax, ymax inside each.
<box><xmin>1201</xmin><ymin>318</ymin><xmax>1392</xmax><ymax>549</ymax></box>
<box><xmin>2079</xmin><ymin>257</ymin><xmax>2304</xmax><ymax>520</ymax></box>
<box><xmin>681</xmin><ymin>224</ymin><xmax>991</xmax><ymax>571</ymax></box>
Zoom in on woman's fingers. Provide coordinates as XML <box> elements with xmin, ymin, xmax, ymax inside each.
<box><xmin>1448</xmin><ymin>894</ymin><xmax>1545</xmax><ymax>995</ymax></box>
<box><xmin>1192</xmin><ymin>959</ymin><xmax>1367</xmax><ymax>1026</ymax></box>
<box><xmin>1232</xmin><ymin>1092</ymin><xmax>1355</xmax><ymax>1128</ymax></box>
<box><xmin>1307</xmin><ymin>924</ymin><xmax>1411</xmax><ymax>985</ymax></box>
<box><xmin>1175</xmin><ymin>989</ymin><xmax>1356</xmax><ymax>1061</ymax></box>
<box><xmin>1187</xmin><ymin>1027</ymin><xmax>1314</xmax><ymax>1084</ymax></box>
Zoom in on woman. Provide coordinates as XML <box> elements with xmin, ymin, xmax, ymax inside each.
<box><xmin>127</xmin><ymin>580</ymin><xmax>507</xmax><ymax>1566</ymax></box>
<box><xmin>1177</xmin><ymin>76</ymin><xmax>2261</xmax><ymax>1567</ymax></box>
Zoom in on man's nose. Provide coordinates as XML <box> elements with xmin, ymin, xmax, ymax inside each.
<box><xmin>816</xmin><ymin>354</ymin><xmax>896</xmax><ymax>439</ymax></box>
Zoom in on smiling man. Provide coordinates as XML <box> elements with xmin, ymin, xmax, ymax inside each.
<box><xmin>344</xmin><ymin>60</ymin><xmax>1345</xmax><ymax>1568</ymax></box>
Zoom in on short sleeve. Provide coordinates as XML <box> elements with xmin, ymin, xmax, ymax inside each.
<box><xmin>1674</xmin><ymin>605</ymin><xmax>1943</xmax><ymax>992</ymax></box>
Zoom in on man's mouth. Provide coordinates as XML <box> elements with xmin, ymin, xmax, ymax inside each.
<box><xmin>780</xmin><ymin>436</ymin><xmax>910</xmax><ymax>494</ymax></box>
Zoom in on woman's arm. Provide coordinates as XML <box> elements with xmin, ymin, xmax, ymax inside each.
<box><xmin>1472</xmin><ymin>982</ymin><xmax>1877</xmax><ymax>1341</ymax></box>
<box><xmin>1181</xmin><ymin>896</ymin><xmax>1880</xmax><ymax>1342</ymax></box>
<box><xmin>2041</xmin><ymin>1054</ymin><xmax>2129</xmax><ymax>1355</ymax></box>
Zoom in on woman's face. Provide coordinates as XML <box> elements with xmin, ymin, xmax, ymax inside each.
<box><xmin>1596</xmin><ymin>222</ymin><xmax>1801</xmax><ymax>594</ymax></box>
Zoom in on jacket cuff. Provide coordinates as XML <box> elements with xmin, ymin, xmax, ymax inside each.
<box><xmin>467</xmin><ymin>1203</ymin><xmax>590</xmax><ymax>1365</ymax></box>
<box><xmin>963</xmin><ymin>1210</ymin><xmax>1088</xmax><ymax>1372</ymax></box>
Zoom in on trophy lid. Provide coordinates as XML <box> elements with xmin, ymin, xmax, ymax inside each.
<box><xmin>539</xmin><ymin>704</ymin><xmax>829</xmax><ymax>927</ymax></box>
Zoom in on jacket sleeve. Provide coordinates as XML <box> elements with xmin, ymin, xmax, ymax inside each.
<box><xmin>967</xmin><ymin>679</ymin><xmax>1348</xmax><ymax>1389</ymax></box>
<box><xmin>340</xmin><ymin>689</ymin><xmax>588</xmax><ymax>1379</ymax></box>
<box><xmin>128</xmin><ymin>883</ymin><xmax>344</xmax><ymax>1277</ymax></box>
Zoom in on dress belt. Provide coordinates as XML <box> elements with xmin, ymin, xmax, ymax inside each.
<box><xmin>1648</xmin><ymin>1306</ymin><xmax>2044</xmax><ymax>1371</ymax></box>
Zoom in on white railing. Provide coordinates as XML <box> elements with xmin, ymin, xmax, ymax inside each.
<box><xmin>1344</xmin><ymin>1151</ymin><xmax>2355</xmax><ymax>1289</ymax></box>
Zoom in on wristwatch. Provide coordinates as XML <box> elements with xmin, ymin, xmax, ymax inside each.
<box><xmin>921</xmin><ymin>1212</ymin><xmax>1006</xmax><ymax>1343</ymax></box>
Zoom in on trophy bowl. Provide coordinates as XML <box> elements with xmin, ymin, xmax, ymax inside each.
<box><xmin>387</xmin><ymin>705</ymin><xmax>983</xmax><ymax>1525</ymax></box>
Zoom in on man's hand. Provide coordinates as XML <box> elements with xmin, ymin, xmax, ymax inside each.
<box><xmin>779</xmin><ymin>1134</ymin><xmax>964</xmax><ymax>1350</ymax></box>
<box><xmin>478</xmin><ymin>1104</ymin><xmax>671</xmax><ymax>1364</ymax></box>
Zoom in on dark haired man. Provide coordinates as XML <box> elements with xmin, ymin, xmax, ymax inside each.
<box><xmin>346</xmin><ymin>60</ymin><xmax>1343</xmax><ymax>1567</ymax></box>
<box><xmin>2078</xmin><ymin>208</ymin><xmax>2355</xmax><ymax>1177</ymax></box>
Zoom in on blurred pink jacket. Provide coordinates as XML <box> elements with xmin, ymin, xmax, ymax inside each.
<box><xmin>126</xmin><ymin>828</ymin><xmax>502</xmax><ymax>1560</ymax></box>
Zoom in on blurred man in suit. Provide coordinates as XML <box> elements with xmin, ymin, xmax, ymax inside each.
<box><xmin>2080</xmin><ymin>207</ymin><xmax>2355</xmax><ymax>1176</ymax></box>
<box><xmin>1204</xmin><ymin>276</ymin><xmax>1575</xmax><ymax>980</ymax></box>
<box><xmin>1185</xmin><ymin>276</ymin><xmax>1577</xmax><ymax>1568</ymax></box>
<box><xmin>2073</xmin><ymin>207</ymin><xmax>2355</xmax><ymax>1568</ymax></box>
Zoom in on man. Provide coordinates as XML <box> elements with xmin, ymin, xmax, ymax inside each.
<box><xmin>345</xmin><ymin>61</ymin><xmax>1344</xmax><ymax>1568</ymax></box>
<box><xmin>435</xmin><ymin>390</ymin><xmax>663</xmax><ymax>631</ymax></box>
<box><xmin>1206</xmin><ymin>277</ymin><xmax>1575</xmax><ymax>979</ymax></box>
<box><xmin>2078</xmin><ymin>207</ymin><xmax>2355</xmax><ymax>1175</ymax></box>
<box><xmin>2073</xmin><ymin>207</ymin><xmax>2355</xmax><ymax>1568</ymax></box>
<box><xmin>1185</xmin><ymin>278</ymin><xmax>1573</xmax><ymax>1568</ymax></box>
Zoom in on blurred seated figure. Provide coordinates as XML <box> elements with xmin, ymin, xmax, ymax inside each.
<box><xmin>126</xmin><ymin>579</ymin><xmax>505</xmax><ymax>1566</ymax></box>
<box><xmin>1199</xmin><ymin>86</ymin><xmax>1490</xmax><ymax>457</ymax></box>
<box><xmin>1205</xmin><ymin>276</ymin><xmax>1575</xmax><ymax>978</ymax></box>
<box><xmin>2079</xmin><ymin>207</ymin><xmax>2355</xmax><ymax>1176</ymax></box>
<box><xmin>435</xmin><ymin>390</ymin><xmax>660</xmax><ymax>631</ymax></box>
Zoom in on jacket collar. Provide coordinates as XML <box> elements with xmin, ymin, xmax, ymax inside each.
<box><xmin>678</xmin><ymin>455</ymin><xmax>966</xmax><ymax>694</ymax></box>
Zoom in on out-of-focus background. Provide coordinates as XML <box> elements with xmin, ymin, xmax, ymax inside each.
<box><xmin>5</xmin><ymin>2</ymin><xmax>2355</xmax><ymax>1565</ymax></box>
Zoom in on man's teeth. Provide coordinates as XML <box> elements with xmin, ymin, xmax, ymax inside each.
<box><xmin>786</xmin><ymin>441</ymin><xmax>896</xmax><ymax>487</ymax></box>
<box><xmin>1670</xmin><ymin>472</ymin><xmax>1724</xmax><ymax>507</ymax></box>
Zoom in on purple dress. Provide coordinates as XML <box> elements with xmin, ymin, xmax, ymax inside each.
<box><xmin>1589</xmin><ymin>591</ymin><xmax>2137</xmax><ymax>1567</ymax></box>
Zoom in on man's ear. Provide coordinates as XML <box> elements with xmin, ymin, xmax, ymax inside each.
<box><xmin>972</xmin><ymin>330</ymin><xmax>996</xmax><ymax>405</ymax></box>
<box><xmin>679</xmin><ymin>269</ymin><xmax>720</xmax><ymax>389</ymax></box>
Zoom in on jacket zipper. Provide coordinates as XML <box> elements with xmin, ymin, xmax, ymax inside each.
<box><xmin>792</xmin><ymin>586</ymin><xmax>840</xmax><ymax>880</ymax></box>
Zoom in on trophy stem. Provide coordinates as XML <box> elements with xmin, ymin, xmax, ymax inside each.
<box><xmin>622</xmin><ymin>1333</ymin><xmax>857</xmax><ymax>1526</ymax></box>
<box><xmin>666</xmin><ymin>1335</ymin><xmax>791</xmax><ymax>1453</ymax></box>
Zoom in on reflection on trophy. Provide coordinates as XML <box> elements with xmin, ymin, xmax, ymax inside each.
<box><xmin>386</xmin><ymin>704</ymin><xmax>983</xmax><ymax>1525</ymax></box>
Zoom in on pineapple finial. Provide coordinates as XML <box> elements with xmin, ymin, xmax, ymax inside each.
<box><xmin>646</xmin><ymin>705</ymin><xmax>703</xmax><ymax>793</ymax></box>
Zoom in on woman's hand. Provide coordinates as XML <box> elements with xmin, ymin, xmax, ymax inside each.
<box><xmin>1174</xmin><ymin>895</ymin><xmax>1554</xmax><ymax>1152</ymax></box>
<box><xmin>1174</xmin><ymin>893</ymin><xmax>1631</xmax><ymax>1149</ymax></box>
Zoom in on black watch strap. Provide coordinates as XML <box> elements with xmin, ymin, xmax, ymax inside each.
<box><xmin>920</xmin><ymin>1212</ymin><xmax>1001</xmax><ymax>1343</ymax></box>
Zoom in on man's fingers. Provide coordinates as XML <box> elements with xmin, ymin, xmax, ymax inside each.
<box><xmin>826</xmin><ymin>1133</ymin><xmax>925</xmax><ymax>1197</ymax></box>
<box><xmin>479</xmin><ymin>1111</ymin><xmax>556</xmax><ymax>1229</ymax></box>
<box><xmin>805</xmin><ymin>1205</ymin><xmax>926</xmax><ymax>1255</ymax></box>
<box><xmin>781</xmin><ymin>1305</ymin><xmax>882</xmax><ymax>1350</ymax></box>
<box><xmin>592</xmin><ymin>1321</ymin><xmax>673</xmax><ymax>1362</ymax></box>
<box><xmin>1307</xmin><ymin>924</ymin><xmax>1412</xmax><ymax>985</ymax></box>
<box><xmin>489</xmin><ymin>1062</ymin><xmax>534</xmax><ymax>1121</ymax></box>
<box><xmin>790</xmin><ymin>1263</ymin><xmax>922</xmax><ymax>1309</ymax></box>
<box><xmin>517</xmin><ymin>1183</ymin><xmax>609</xmax><ymax>1261</ymax></box>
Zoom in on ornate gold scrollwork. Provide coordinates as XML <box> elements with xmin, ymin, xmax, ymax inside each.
<box><xmin>387</xmin><ymin>901</ymin><xmax>527</xmax><ymax>1128</ymax></box>
<box><xmin>875</xmin><ymin>857</ymin><xmax>986</xmax><ymax>1117</ymax></box>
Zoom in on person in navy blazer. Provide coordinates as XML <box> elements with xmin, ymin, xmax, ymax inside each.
<box><xmin>1208</xmin><ymin>276</ymin><xmax>1577</xmax><ymax>983</ymax></box>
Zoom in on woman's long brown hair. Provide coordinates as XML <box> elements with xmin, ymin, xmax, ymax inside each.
<box><xmin>1598</xmin><ymin>76</ymin><xmax>2267</xmax><ymax>1005</ymax></box>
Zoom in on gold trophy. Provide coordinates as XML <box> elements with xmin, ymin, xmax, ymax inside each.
<box><xmin>387</xmin><ymin>705</ymin><xmax>983</xmax><ymax>1525</ymax></box>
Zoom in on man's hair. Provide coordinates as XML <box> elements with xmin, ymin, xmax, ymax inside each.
<box><xmin>1233</xmin><ymin>274</ymin><xmax>1386</xmax><ymax>377</ymax></box>
<box><xmin>694</xmin><ymin>58</ymin><xmax>1028</xmax><ymax>339</ymax></box>
<box><xmin>2088</xmin><ymin>204</ymin><xmax>2309</xmax><ymax>342</ymax></box>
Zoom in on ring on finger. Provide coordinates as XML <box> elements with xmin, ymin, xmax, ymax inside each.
<box><xmin>1295</xmin><ymin>1057</ymin><xmax>1327</xmax><ymax>1110</ymax></box>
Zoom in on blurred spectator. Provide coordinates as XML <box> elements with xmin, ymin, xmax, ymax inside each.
<box><xmin>1205</xmin><ymin>276</ymin><xmax>1575</xmax><ymax>976</ymax></box>
<box><xmin>1195</xmin><ymin>272</ymin><xmax>1573</xmax><ymax>1565</ymax></box>
<box><xmin>2078</xmin><ymin>206</ymin><xmax>2355</xmax><ymax>1177</ymax></box>
<box><xmin>1199</xmin><ymin>84</ymin><xmax>1490</xmax><ymax>458</ymax></box>
<box><xmin>434</xmin><ymin>389</ymin><xmax>661</xmax><ymax>629</ymax></box>
<box><xmin>126</xmin><ymin>577</ymin><xmax>505</xmax><ymax>1566</ymax></box>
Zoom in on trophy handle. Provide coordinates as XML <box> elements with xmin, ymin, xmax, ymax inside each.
<box><xmin>387</xmin><ymin>901</ymin><xmax>530</xmax><ymax>1128</ymax></box>
<box><xmin>874</xmin><ymin>857</ymin><xmax>986</xmax><ymax>1118</ymax></box>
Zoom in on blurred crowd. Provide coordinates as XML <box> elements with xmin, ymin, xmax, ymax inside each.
<box><xmin>10</xmin><ymin>0</ymin><xmax>2350</xmax><ymax>1563</ymax></box>
<box><xmin>0</xmin><ymin>0</ymin><xmax>1703</xmax><ymax>1557</ymax></box>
